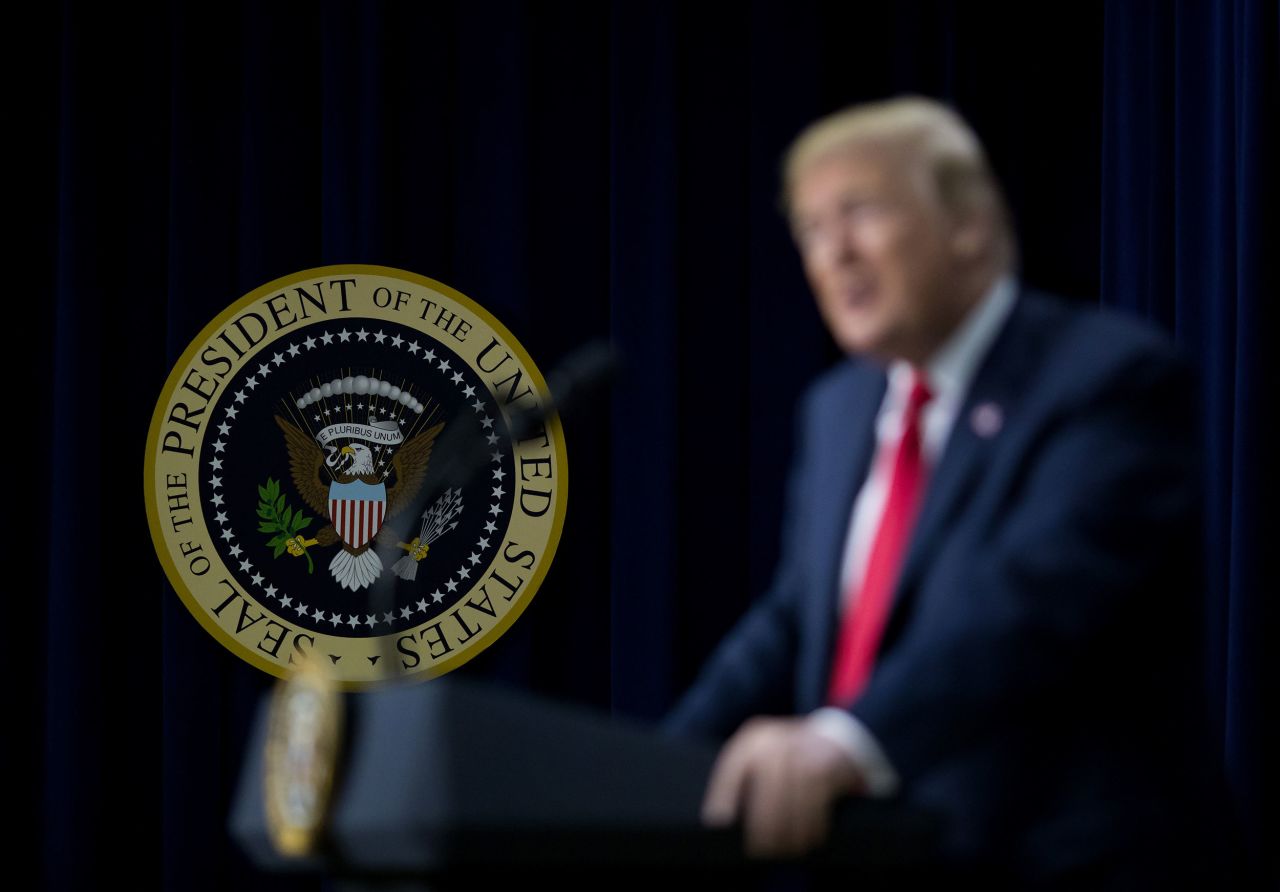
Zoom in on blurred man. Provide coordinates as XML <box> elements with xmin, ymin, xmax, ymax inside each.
<box><xmin>666</xmin><ymin>97</ymin><xmax>1211</xmax><ymax>886</ymax></box>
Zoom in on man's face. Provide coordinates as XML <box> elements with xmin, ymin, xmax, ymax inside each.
<box><xmin>790</xmin><ymin>145</ymin><xmax>970</xmax><ymax>365</ymax></box>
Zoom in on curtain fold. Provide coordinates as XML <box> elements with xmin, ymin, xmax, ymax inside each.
<box><xmin>1101</xmin><ymin>1</ymin><xmax>1274</xmax><ymax>877</ymax></box>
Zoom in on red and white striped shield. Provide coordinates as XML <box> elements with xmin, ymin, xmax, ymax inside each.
<box><xmin>328</xmin><ymin>480</ymin><xmax>387</xmax><ymax>549</ymax></box>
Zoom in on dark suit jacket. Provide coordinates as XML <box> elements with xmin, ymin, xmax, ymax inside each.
<box><xmin>666</xmin><ymin>289</ymin><xmax>1217</xmax><ymax>885</ymax></box>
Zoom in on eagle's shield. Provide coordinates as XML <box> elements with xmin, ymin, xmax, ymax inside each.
<box><xmin>328</xmin><ymin>480</ymin><xmax>387</xmax><ymax>549</ymax></box>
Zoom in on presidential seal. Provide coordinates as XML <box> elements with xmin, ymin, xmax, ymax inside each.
<box><xmin>145</xmin><ymin>266</ymin><xmax>567</xmax><ymax>685</ymax></box>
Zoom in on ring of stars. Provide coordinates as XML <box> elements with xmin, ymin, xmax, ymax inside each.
<box><xmin>207</xmin><ymin>324</ymin><xmax>513</xmax><ymax>637</ymax></box>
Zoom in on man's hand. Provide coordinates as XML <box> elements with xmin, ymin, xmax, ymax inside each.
<box><xmin>701</xmin><ymin>715</ymin><xmax>869</xmax><ymax>858</ymax></box>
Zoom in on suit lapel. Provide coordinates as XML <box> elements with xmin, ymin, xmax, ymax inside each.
<box><xmin>880</xmin><ymin>291</ymin><xmax>1042</xmax><ymax>649</ymax></box>
<box><xmin>797</xmin><ymin>363</ymin><xmax>885</xmax><ymax>712</ymax></box>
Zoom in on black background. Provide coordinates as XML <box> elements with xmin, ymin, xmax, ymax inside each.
<box><xmin>23</xmin><ymin>2</ymin><xmax>1274</xmax><ymax>888</ymax></box>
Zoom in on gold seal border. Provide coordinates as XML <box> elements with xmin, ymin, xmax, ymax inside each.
<box><xmin>143</xmin><ymin>264</ymin><xmax>569</xmax><ymax>690</ymax></box>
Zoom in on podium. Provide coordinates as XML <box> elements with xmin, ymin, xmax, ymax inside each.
<box><xmin>230</xmin><ymin>679</ymin><xmax>943</xmax><ymax>889</ymax></box>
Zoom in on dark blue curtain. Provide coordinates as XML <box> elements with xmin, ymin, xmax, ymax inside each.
<box><xmin>32</xmin><ymin>1</ymin><xmax>1273</xmax><ymax>887</ymax></box>
<box><xmin>1100</xmin><ymin>0</ymin><xmax>1274</xmax><ymax>878</ymax></box>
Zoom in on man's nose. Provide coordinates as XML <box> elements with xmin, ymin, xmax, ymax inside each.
<box><xmin>817</xmin><ymin>222</ymin><xmax>859</xmax><ymax>267</ymax></box>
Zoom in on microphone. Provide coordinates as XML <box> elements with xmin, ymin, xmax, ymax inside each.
<box><xmin>369</xmin><ymin>338</ymin><xmax>617</xmax><ymax>679</ymax></box>
<box><xmin>509</xmin><ymin>339</ymin><xmax>618</xmax><ymax>441</ymax></box>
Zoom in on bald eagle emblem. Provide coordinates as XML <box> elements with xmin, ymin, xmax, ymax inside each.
<box><xmin>273</xmin><ymin>414</ymin><xmax>445</xmax><ymax>591</ymax></box>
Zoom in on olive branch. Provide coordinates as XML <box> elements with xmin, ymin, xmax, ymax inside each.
<box><xmin>257</xmin><ymin>477</ymin><xmax>316</xmax><ymax>573</ymax></box>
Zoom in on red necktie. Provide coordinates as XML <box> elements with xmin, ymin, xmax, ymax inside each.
<box><xmin>826</xmin><ymin>370</ymin><xmax>934</xmax><ymax>707</ymax></box>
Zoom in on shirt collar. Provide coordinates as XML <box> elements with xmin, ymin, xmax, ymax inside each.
<box><xmin>887</xmin><ymin>274</ymin><xmax>1017</xmax><ymax>406</ymax></box>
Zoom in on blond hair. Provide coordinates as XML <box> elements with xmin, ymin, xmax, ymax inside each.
<box><xmin>782</xmin><ymin>96</ymin><xmax>1016</xmax><ymax>263</ymax></box>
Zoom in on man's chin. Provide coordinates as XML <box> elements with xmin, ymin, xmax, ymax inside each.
<box><xmin>833</xmin><ymin>326</ymin><xmax>892</xmax><ymax>362</ymax></box>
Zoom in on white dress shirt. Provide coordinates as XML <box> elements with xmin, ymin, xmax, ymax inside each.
<box><xmin>809</xmin><ymin>275</ymin><xmax>1018</xmax><ymax>796</ymax></box>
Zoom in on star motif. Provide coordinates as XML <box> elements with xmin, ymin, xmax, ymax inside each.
<box><xmin>217</xmin><ymin>421</ymin><xmax>231</xmax><ymax>436</ymax></box>
<box><xmin>484</xmin><ymin>520</ymin><xmax>497</xmax><ymax>534</ymax></box>
<box><xmin>445</xmin><ymin>579</ymin><xmax>459</xmax><ymax>592</ymax></box>
<box><xmin>431</xmin><ymin>590</ymin><xmax>445</xmax><ymax>603</ymax></box>
<box><xmin>478</xmin><ymin>537</ymin><xmax>491</xmax><ymax>549</ymax></box>
<box><xmin>438</xmin><ymin>359</ymin><xmax>451</xmax><ymax>373</ymax></box>
<box><xmin>314</xmin><ymin>414</ymin><xmax>321</xmax><ymax>422</ymax></box>
<box><xmin>311</xmin><ymin>606</ymin><xmax>325</xmax><ymax>621</ymax></box>
<box><xmin>280</xmin><ymin>595</ymin><xmax>293</xmax><ymax>608</ymax></box>
<box><xmin>287</xmin><ymin>343</ymin><xmax>301</xmax><ymax>357</ymax></box>
<box><xmin>233</xmin><ymin>390</ymin><xmax>247</xmax><ymax>404</ymax></box>
<box><xmin>407</xmin><ymin>341</ymin><xmax>421</xmax><ymax>355</ymax></box>
<box><xmin>272</xmin><ymin>353</ymin><xmax>285</xmax><ymax>366</ymax></box>
<box><xmin>228</xmin><ymin>543</ymin><xmax>243</xmax><ymax>557</ymax></box>
<box><xmin>264</xmin><ymin>584</ymin><xmax>278</xmax><ymax>598</ymax></box>
<box><xmin>239</xmin><ymin>559</ymin><xmax>253</xmax><ymax>572</ymax></box>
<box><xmin>468</xmin><ymin>552</ymin><xmax>481</xmax><ymax>565</ymax></box>
<box><xmin>251</xmin><ymin>573</ymin><xmax>264</xmax><ymax>586</ymax></box>
<box><xmin>220</xmin><ymin>528</ymin><xmax>234</xmax><ymax>541</ymax></box>
<box><xmin>458</xmin><ymin>566</ymin><xmax>471</xmax><ymax>580</ymax></box>
<box><xmin>225</xmin><ymin>405</ymin><xmax>239</xmax><ymax>419</ymax></box>
<box><xmin>212</xmin><ymin>439</ymin><xmax>226</xmax><ymax>453</ymax></box>
<box><xmin>451</xmin><ymin>371</ymin><xmax>464</xmax><ymax>385</ymax></box>
<box><xmin>337</xmin><ymin>328</ymin><xmax>351</xmax><ymax>342</ymax></box>
<box><xmin>390</xmin><ymin>333</ymin><xmax>404</xmax><ymax>348</ymax></box>
<box><xmin>486</xmin><ymin>432</ymin><xmax>500</xmax><ymax>446</ymax></box>
<box><xmin>209</xmin><ymin>475</ymin><xmax>223</xmax><ymax>488</ymax></box>
<box><xmin>303</xmin><ymin>335</ymin><xmax>317</xmax><ymax>350</ymax></box>
<box><xmin>492</xmin><ymin>468</ymin><xmax>506</xmax><ymax>481</ymax></box>
<box><xmin>210</xmin><ymin>492</ymin><xmax>225</xmax><ymax>507</ymax></box>
<box><xmin>244</xmin><ymin>376</ymin><xmax>258</xmax><ymax>391</ymax></box>
<box><xmin>374</xmin><ymin>330</ymin><xmax>387</xmax><ymax>343</ymax></box>
<box><xmin>347</xmin><ymin>615</ymin><xmax>359</xmax><ymax>627</ymax></box>
<box><xmin>472</xmin><ymin>398</ymin><xmax>485</xmax><ymax>411</ymax></box>
<box><xmin>320</xmin><ymin>331</ymin><xmax>335</xmax><ymax>345</ymax></box>
<box><xmin>463</xmin><ymin>385</ymin><xmax>476</xmax><ymax>398</ymax></box>
<box><xmin>492</xmin><ymin>485</ymin><xmax>506</xmax><ymax>498</ymax></box>
<box><xmin>356</xmin><ymin>328</ymin><xmax>369</xmax><ymax>342</ymax></box>
<box><xmin>415</xmin><ymin>599</ymin><xmax>428</xmax><ymax>612</ymax></box>
<box><xmin>257</xmin><ymin>363</ymin><xmax>271</xmax><ymax>377</ymax></box>
<box><xmin>423</xmin><ymin>348</ymin><xmax>437</xmax><ymax>362</ymax></box>
<box><xmin>400</xmin><ymin>606</ymin><xmax>413</xmax><ymax>619</ymax></box>
<box><xmin>398</xmin><ymin>419</ymin><xmax>405</xmax><ymax>426</ymax></box>
<box><xmin>329</xmin><ymin>612</ymin><xmax>342</xmax><ymax>625</ymax></box>
<box><xmin>210</xmin><ymin>457</ymin><xmax>223</xmax><ymax>471</ymax></box>
<box><xmin>489</xmin><ymin>503</ymin><xmax>502</xmax><ymax>516</ymax></box>
<box><xmin>364</xmin><ymin>615</ymin><xmax>376</xmax><ymax>627</ymax></box>
<box><xmin>381</xmin><ymin>612</ymin><xmax>394</xmax><ymax>625</ymax></box>
<box><xmin>323</xmin><ymin>408</ymin><xmax>331</xmax><ymax>416</ymax></box>
<box><xmin>480</xmin><ymin>417</ymin><xmax>495</xmax><ymax>429</ymax></box>
<box><xmin>490</xmin><ymin>451</ymin><xmax>502</xmax><ymax>462</ymax></box>
<box><xmin>214</xmin><ymin>511</ymin><xmax>228</xmax><ymax>523</ymax></box>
